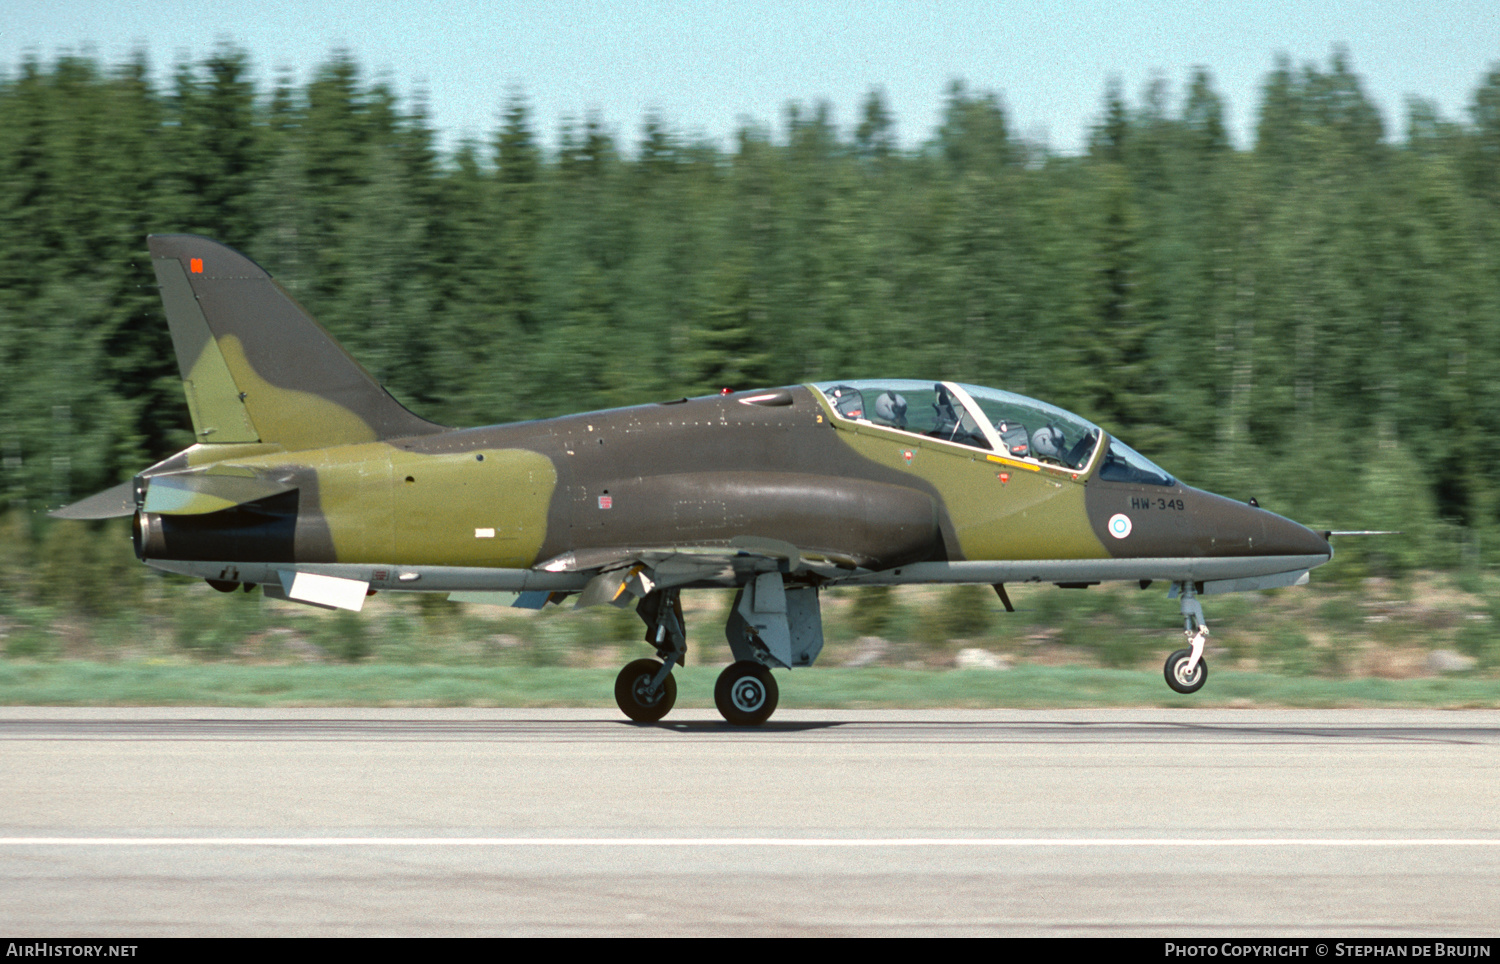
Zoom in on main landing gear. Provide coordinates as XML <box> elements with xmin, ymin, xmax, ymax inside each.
<box><xmin>1163</xmin><ymin>581</ymin><xmax>1210</xmax><ymax>694</ymax></box>
<box><xmin>613</xmin><ymin>654</ymin><xmax>781</xmax><ymax>726</ymax></box>
<box><xmin>614</xmin><ymin>657</ymin><xmax>678</xmax><ymax>723</ymax></box>
<box><xmin>613</xmin><ymin>590</ymin><xmax>688</xmax><ymax>723</ymax></box>
<box><xmin>714</xmin><ymin>661</ymin><xmax>779</xmax><ymax>726</ymax></box>
<box><xmin>610</xmin><ymin>579</ymin><xmax>820</xmax><ymax>726</ymax></box>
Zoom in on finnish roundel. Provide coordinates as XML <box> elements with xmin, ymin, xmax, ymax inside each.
<box><xmin>1108</xmin><ymin>513</ymin><xmax>1133</xmax><ymax>539</ymax></box>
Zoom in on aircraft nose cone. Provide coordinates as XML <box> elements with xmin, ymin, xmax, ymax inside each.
<box><xmin>1260</xmin><ymin>511</ymin><xmax>1333</xmax><ymax>560</ymax></box>
<box><xmin>1188</xmin><ymin>489</ymin><xmax>1332</xmax><ymax>562</ymax></box>
<box><xmin>1087</xmin><ymin>483</ymin><xmax>1332</xmax><ymax>567</ymax></box>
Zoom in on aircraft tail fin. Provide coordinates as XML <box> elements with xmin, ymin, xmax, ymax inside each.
<box><xmin>147</xmin><ymin>234</ymin><xmax>444</xmax><ymax>451</ymax></box>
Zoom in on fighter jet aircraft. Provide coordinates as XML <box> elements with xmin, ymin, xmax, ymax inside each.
<box><xmin>54</xmin><ymin>235</ymin><xmax>1334</xmax><ymax>724</ymax></box>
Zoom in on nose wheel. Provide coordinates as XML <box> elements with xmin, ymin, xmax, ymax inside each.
<box><xmin>1164</xmin><ymin>648</ymin><xmax>1208</xmax><ymax>693</ymax></box>
<box><xmin>614</xmin><ymin>658</ymin><xmax>678</xmax><ymax>722</ymax></box>
<box><xmin>714</xmin><ymin>661</ymin><xmax>779</xmax><ymax>726</ymax></box>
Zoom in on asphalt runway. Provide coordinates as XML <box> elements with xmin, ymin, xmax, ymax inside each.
<box><xmin>2</xmin><ymin>707</ymin><xmax>1498</xmax><ymax>936</ymax></box>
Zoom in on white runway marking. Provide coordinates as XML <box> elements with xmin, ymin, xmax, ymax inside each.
<box><xmin>4</xmin><ymin>837</ymin><xmax>1500</xmax><ymax>847</ymax></box>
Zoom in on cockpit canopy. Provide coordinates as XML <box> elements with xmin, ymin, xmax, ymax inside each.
<box><xmin>814</xmin><ymin>379</ymin><xmax>1175</xmax><ymax>486</ymax></box>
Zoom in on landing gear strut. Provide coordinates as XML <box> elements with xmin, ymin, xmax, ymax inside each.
<box><xmin>612</xmin><ymin>589</ymin><xmax>687</xmax><ymax>723</ymax></box>
<box><xmin>1164</xmin><ymin>581</ymin><xmax>1209</xmax><ymax>694</ymax></box>
<box><xmin>714</xmin><ymin>573</ymin><xmax>820</xmax><ymax>725</ymax></box>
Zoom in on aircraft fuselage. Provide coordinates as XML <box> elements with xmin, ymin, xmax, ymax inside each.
<box><xmin>135</xmin><ymin>384</ymin><xmax>1331</xmax><ymax>594</ymax></box>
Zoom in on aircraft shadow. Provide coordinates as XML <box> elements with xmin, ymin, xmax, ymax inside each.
<box><xmin>619</xmin><ymin>720</ymin><xmax>846</xmax><ymax>733</ymax></box>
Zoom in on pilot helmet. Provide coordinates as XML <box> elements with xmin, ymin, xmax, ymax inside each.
<box><xmin>874</xmin><ymin>391</ymin><xmax>908</xmax><ymax>426</ymax></box>
<box><xmin>1031</xmin><ymin>425</ymin><xmax>1065</xmax><ymax>460</ymax></box>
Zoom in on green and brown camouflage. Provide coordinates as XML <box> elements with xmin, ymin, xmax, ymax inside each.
<box><xmin>54</xmin><ymin>235</ymin><xmax>1333</xmax><ymax>721</ymax></box>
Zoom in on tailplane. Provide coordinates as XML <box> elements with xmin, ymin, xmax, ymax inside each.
<box><xmin>148</xmin><ymin>234</ymin><xmax>444</xmax><ymax>451</ymax></box>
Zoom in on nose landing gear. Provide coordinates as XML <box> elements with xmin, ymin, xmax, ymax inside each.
<box><xmin>1164</xmin><ymin>581</ymin><xmax>1210</xmax><ymax>694</ymax></box>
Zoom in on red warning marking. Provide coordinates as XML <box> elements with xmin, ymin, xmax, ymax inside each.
<box><xmin>190</xmin><ymin>258</ymin><xmax>203</xmax><ymax>274</ymax></box>
<box><xmin>598</xmin><ymin>495</ymin><xmax>613</xmax><ymax>510</ymax></box>
<box><xmin>998</xmin><ymin>472</ymin><xmax>1010</xmax><ymax>483</ymax></box>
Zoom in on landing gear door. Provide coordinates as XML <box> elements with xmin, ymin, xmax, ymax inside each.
<box><xmin>727</xmin><ymin>573</ymin><xmax>823</xmax><ymax>669</ymax></box>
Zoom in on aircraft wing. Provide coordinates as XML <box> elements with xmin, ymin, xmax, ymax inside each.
<box><xmin>531</xmin><ymin>536</ymin><xmax>864</xmax><ymax>610</ymax></box>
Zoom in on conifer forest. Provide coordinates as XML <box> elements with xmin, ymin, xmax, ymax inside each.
<box><xmin>5</xmin><ymin>45</ymin><xmax>1500</xmax><ymax>581</ymax></box>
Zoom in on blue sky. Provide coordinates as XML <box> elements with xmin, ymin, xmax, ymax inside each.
<box><xmin>3</xmin><ymin>1</ymin><xmax>1497</xmax><ymax>155</ymax></box>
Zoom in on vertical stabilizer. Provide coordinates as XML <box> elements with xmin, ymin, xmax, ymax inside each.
<box><xmin>148</xmin><ymin>234</ymin><xmax>444</xmax><ymax>450</ymax></box>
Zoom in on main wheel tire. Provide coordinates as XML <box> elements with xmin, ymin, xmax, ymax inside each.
<box><xmin>1164</xmin><ymin>648</ymin><xmax>1208</xmax><ymax>694</ymax></box>
<box><xmin>714</xmin><ymin>661</ymin><xmax>779</xmax><ymax>726</ymax></box>
<box><xmin>614</xmin><ymin>658</ymin><xmax>677</xmax><ymax>723</ymax></box>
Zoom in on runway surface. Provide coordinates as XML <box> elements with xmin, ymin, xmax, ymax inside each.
<box><xmin>2</xmin><ymin>707</ymin><xmax>1498</xmax><ymax>936</ymax></box>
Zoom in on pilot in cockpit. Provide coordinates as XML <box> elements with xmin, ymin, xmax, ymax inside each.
<box><xmin>1031</xmin><ymin>425</ymin><xmax>1065</xmax><ymax>462</ymax></box>
<box><xmin>873</xmin><ymin>391</ymin><xmax>908</xmax><ymax>429</ymax></box>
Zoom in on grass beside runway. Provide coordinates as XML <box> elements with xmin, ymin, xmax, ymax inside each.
<box><xmin>0</xmin><ymin>661</ymin><xmax>1497</xmax><ymax>708</ymax></box>
<box><xmin>5</xmin><ymin>570</ymin><xmax>1500</xmax><ymax>709</ymax></box>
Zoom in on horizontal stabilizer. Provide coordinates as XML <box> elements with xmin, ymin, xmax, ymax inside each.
<box><xmin>49</xmin><ymin>481</ymin><xmax>137</xmax><ymax>520</ymax></box>
<box><xmin>143</xmin><ymin>473</ymin><xmax>296</xmax><ymax>515</ymax></box>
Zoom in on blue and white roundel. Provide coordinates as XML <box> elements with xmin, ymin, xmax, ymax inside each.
<box><xmin>1108</xmin><ymin>513</ymin><xmax>1133</xmax><ymax>539</ymax></box>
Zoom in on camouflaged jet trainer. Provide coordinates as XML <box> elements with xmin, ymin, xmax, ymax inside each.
<box><xmin>55</xmin><ymin>235</ymin><xmax>1334</xmax><ymax>724</ymax></box>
